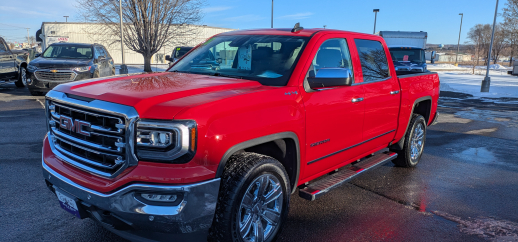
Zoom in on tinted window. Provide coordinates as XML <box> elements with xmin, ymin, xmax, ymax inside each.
<box><xmin>390</xmin><ymin>49</ymin><xmax>424</xmax><ymax>63</ymax></box>
<box><xmin>0</xmin><ymin>41</ymin><xmax>7</xmax><ymax>52</ymax></box>
<box><xmin>171</xmin><ymin>35</ymin><xmax>308</xmax><ymax>86</ymax></box>
<box><xmin>174</xmin><ymin>47</ymin><xmax>193</xmax><ymax>58</ymax></box>
<box><xmin>308</xmin><ymin>38</ymin><xmax>354</xmax><ymax>81</ymax></box>
<box><xmin>354</xmin><ymin>39</ymin><xmax>390</xmax><ymax>82</ymax></box>
<box><xmin>102</xmin><ymin>47</ymin><xmax>111</xmax><ymax>58</ymax></box>
<box><xmin>43</xmin><ymin>45</ymin><xmax>93</xmax><ymax>59</ymax></box>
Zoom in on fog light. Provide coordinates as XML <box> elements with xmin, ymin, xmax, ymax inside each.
<box><xmin>141</xmin><ymin>193</ymin><xmax>178</xmax><ymax>202</ymax></box>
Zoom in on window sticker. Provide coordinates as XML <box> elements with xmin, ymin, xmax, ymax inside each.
<box><xmin>237</xmin><ymin>44</ymin><xmax>252</xmax><ymax>71</ymax></box>
<box><xmin>177</xmin><ymin>47</ymin><xmax>181</xmax><ymax>50</ymax></box>
<box><xmin>203</xmin><ymin>38</ymin><xmax>216</xmax><ymax>46</ymax></box>
<box><xmin>403</xmin><ymin>55</ymin><xmax>409</xmax><ymax>61</ymax></box>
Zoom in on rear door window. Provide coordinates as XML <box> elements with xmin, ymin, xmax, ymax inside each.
<box><xmin>354</xmin><ymin>39</ymin><xmax>390</xmax><ymax>82</ymax></box>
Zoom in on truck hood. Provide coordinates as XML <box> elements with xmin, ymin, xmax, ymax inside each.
<box><xmin>30</xmin><ymin>57</ymin><xmax>91</xmax><ymax>68</ymax></box>
<box><xmin>53</xmin><ymin>72</ymin><xmax>264</xmax><ymax>119</ymax></box>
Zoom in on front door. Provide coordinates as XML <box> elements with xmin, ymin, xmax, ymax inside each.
<box><xmin>353</xmin><ymin>39</ymin><xmax>400</xmax><ymax>151</ymax></box>
<box><xmin>0</xmin><ymin>40</ymin><xmax>16</xmax><ymax>80</ymax></box>
<box><xmin>94</xmin><ymin>46</ymin><xmax>106</xmax><ymax>77</ymax></box>
<box><xmin>302</xmin><ymin>38</ymin><xmax>365</xmax><ymax>179</ymax></box>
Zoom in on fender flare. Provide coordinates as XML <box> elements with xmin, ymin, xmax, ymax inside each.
<box><xmin>391</xmin><ymin>96</ymin><xmax>432</xmax><ymax>150</ymax></box>
<box><xmin>216</xmin><ymin>131</ymin><xmax>300</xmax><ymax>193</ymax></box>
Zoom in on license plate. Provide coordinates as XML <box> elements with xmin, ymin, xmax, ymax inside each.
<box><xmin>55</xmin><ymin>189</ymin><xmax>82</xmax><ymax>218</ymax></box>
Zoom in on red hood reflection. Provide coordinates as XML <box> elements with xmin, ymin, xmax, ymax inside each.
<box><xmin>53</xmin><ymin>72</ymin><xmax>263</xmax><ymax>119</ymax></box>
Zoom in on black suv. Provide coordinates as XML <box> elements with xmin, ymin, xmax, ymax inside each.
<box><xmin>26</xmin><ymin>43</ymin><xmax>115</xmax><ymax>96</ymax></box>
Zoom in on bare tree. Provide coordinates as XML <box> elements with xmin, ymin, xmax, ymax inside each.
<box><xmin>78</xmin><ymin>0</ymin><xmax>203</xmax><ymax>72</ymax></box>
<box><xmin>502</xmin><ymin>0</ymin><xmax>518</xmax><ymax>66</ymax></box>
<box><xmin>491</xmin><ymin>24</ymin><xmax>508</xmax><ymax>64</ymax></box>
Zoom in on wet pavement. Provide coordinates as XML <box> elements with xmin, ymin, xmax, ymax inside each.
<box><xmin>1</xmin><ymin>84</ymin><xmax>517</xmax><ymax>242</ymax></box>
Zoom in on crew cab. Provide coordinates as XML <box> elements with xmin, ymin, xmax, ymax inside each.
<box><xmin>0</xmin><ymin>37</ymin><xmax>31</xmax><ymax>87</ymax></box>
<box><xmin>41</xmin><ymin>26</ymin><xmax>439</xmax><ymax>242</ymax></box>
<box><xmin>27</xmin><ymin>43</ymin><xmax>115</xmax><ymax>96</ymax></box>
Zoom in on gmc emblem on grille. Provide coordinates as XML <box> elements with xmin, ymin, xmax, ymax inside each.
<box><xmin>59</xmin><ymin>115</ymin><xmax>91</xmax><ymax>137</ymax></box>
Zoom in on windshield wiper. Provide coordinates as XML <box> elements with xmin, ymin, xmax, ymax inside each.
<box><xmin>213</xmin><ymin>72</ymin><xmax>243</xmax><ymax>79</ymax></box>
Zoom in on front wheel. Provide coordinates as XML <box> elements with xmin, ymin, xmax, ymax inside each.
<box><xmin>390</xmin><ymin>114</ymin><xmax>427</xmax><ymax>167</ymax></box>
<box><xmin>209</xmin><ymin>152</ymin><xmax>290</xmax><ymax>242</ymax></box>
<box><xmin>15</xmin><ymin>67</ymin><xmax>27</xmax><ymax>88</ymax></box>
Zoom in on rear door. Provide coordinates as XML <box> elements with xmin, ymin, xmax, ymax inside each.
<box><xmin>0</xmin><ymin>39</ymin><xmax>16</xmax><ymax>80</ymax></box>
<box><xmin>302</xmin><ymin>37</ymin><xmax>366</xmax><ymax>179</ymax></box>
<box><xmin>353</xmin><ymin>39</ymin><xmax>400</xmax><ymax>151</ymax></box>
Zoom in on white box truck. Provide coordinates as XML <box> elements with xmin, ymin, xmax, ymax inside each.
<box><xmin>378</xmin><ymin>31</ymin><xmax>436</xmax><ymax>73</ymax></box>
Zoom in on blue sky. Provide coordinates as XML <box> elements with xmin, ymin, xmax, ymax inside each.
<box><xmin>0</xmin><ymin>0</ymin><xmax>508</xmax><ymax>44</ymax></box>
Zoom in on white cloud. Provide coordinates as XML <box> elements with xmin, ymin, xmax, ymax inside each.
<box><xmin>278</xmin><ymin>12</ymin><xmax>314</xmax><ymax>20</ymax></box>
<box><xmin>223</xmin><ymin>14</ymin><xmax>264</xmax><ymax>22</ymax></box>
<box><xmin>202</xmin><ymin>6</ymin><xmax>232</xmax><ymax>13</ymax></box>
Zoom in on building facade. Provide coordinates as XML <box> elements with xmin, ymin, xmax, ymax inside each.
<box><xmin>39</xmin><ymin>22</ymin><xmax>235</xmax><ymax>65</ymax></box>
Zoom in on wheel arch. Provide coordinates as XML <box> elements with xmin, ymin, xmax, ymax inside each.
<box><xmin>390</xmin><ymin>96</ymin><xmax>432</xmax><ymax>151</ymax></box>
<box><xmin>216</xmin><ymin>132</ymin><xmax>300</xmax><ymax>194</ymax></box>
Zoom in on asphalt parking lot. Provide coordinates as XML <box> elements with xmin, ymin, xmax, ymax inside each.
<box><xmin>1</xmin><ymin>84</ymin><xmax>518</xmax><ymax>242</ymax></box>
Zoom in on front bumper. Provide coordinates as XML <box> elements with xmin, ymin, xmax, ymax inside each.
<box><xmin>42</xmin><ymin>160</ymin><xmax>220</xmax><ymax>242</ymax></box>
<box><xmin>27</xmin><ymin>71</ymin><xmax>91</xmax><ymax>93</ymax></box>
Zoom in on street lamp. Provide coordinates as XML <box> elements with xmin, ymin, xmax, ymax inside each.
<box><xmin>271</xmin><ymin>0</ymin><xmax>274</xmax><ymax>28</ymax></box>
<box><xmin>114</xmin><ymin>0</ymin><xmax>128</xmax><ymax>74</ymax></box>
<box><xmin>63</xmin><ymin>16</ymin><xmax>69</xmax><ymax>22</ymax></box>
<box><xmin>481</xmin><ymin>0</ymin><xmax>499</xmax><ymax>92</ymax></box>
<box><xmin>455</xmin><ymin>13</ymin><xmax>463</xmax><ymax>66</ymax></box>
<box><xmin>373</xmin><ymin>9</ymin><xmax>380</xmax><ymax>34</ymax></box>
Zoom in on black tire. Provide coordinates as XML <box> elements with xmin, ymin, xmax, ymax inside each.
<box><xmin>209</xmin><ymin>152</ymin><xmax>291</xmax><ymax>242</ymax></box>
<box><xmin>390</xmin><ymin>114</ymin><xmax>427</xmax><ymax>168</ymax></box>
<box><xmin>15</xmin><ymin>67</ymin><xmax>27</xmax><ymax>88</ymax></box>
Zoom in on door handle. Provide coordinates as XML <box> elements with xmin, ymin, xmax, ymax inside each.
<box><xmin>352</xmin><ymin>97</ymin><xmax>364</xmax><ymax>103</ymax></box>
<box><xmin>390</xmin><ymin>90</ymin><xmax>400</xmax><ymax>95</ymax></box>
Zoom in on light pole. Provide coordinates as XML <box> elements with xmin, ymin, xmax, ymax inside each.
<box><xmin>117</xmin><ymin>0</ymin><xmax>128</xmax><ymax>74</ymax></box>
<box><xmin>455</xmin><ymin>13</ymin><xmax>463</xmax><ymax>66</ymax></box>
<box><xmin>481</xmin><ymin>0</ymin><xmax>499</xmax><ymax>92</ymax></box>
<box><xmin>63</xmin><ymin>16</ymin><xmax>69</xmax><ymax>22</ymax></box>
<box><xmin>373</xmin><ymin>9</ymin><xmax>380</xmax><ymax>34</ymax></box>
<box><xmin>271</xmin><ymin>0</ymin><xmax>274</xmax><ymax>28</ymax></box>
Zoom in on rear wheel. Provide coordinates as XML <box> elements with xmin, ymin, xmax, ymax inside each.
<box><xmin>15</xmin><ymin>67</ymin><xmax>27</xmax><ymax>88</ymax></box>
<box><xmin>209</xmin><ymin>152</ymin><xmax>290</xmax><ymax>242</ymax></box>
<box><xmin>390</xmin><ymin>114</ymin><xmax>427</xmax><ymax>167</ymax></box>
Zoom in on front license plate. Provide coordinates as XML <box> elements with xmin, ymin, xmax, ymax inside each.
<box><xmin>55</xmin><ymin>189</ymin><xmax>82</xmax><ymax>218</ymax></box>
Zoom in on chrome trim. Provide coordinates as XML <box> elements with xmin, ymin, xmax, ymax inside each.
<box><xmin>42</xmin><ymin>159</ymin><xmax>220</xmax><ymax>217</ymax></box>
<box><xmin>52</xmin><ymin>127</ymin><xmax>123</xmax><ymax>153</ymax></box>
<box><xmin>54</xmin><ymin>141</ymin><xmax>123</xmax><ymax>170</ymax></box>
<box><xmin>52</xmin><ymin>102</ymin><xmax>124</xmax><ymax>134</ymax></box>
<box><xmin>308</xmin><ymin>129</ymin><xmax>396</xmax><ymax>165</ymax></box>
<box><xmin>46</xmin><ymin>90</ymin><xmax>139</xmax><ymax>178</ymax></box>
<box><xmin>352</xmin><ymin>97</ymin><xmax>364</xmax><ymax>103</ymax></box>
<box><xmin>35</xmin><ymin>69</ymin><xmax>77</xmax><ymax>82</ymax></box>
<box><xmin>351</xmin><ymin>76</ymin><xmax>392</xmax><ymax>86</ymax></box>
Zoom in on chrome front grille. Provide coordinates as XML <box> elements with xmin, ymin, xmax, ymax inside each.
<box><xmin>45</xmin><ymin>91</ymin><xmax>139</xmax><ymax>178</ymax></box>
<box><xmin>35</xmin><ymin>70</ymin><xmax>77</xmax><ymax>82</ymax></box>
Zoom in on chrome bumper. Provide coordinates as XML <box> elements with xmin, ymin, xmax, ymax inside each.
<box><xmin>42</xmin><ymin>160</ymin><xmax>220</xmax><ymax>242</ymax></box>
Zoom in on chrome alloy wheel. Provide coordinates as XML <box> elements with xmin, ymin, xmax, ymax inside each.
<box><xmin>410</xmin><ymin>123</ymin><xmax>425</xmax><ymax>161</ymax></box>
<box><xmin>21</xmin><ymin>68</ymin><xmax>27</xmax><ymax>85</ymax></box>
<box><xmin>238</xmin><ymin>174</ymin><xmax>283</xmax><ymax>242</ymax></box>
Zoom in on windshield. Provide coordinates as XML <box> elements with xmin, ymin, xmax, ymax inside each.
<box><xmin>175</xmin><ymin>47</ymin><xmax>193</xmax><ymax>58</ymax></box>
<box><xmin>170</xmin><ymin>35</ymin><xmax>308</xmax><ymax>86</ymax></box>
<box><xmin>389</xmin><ymin>49</ymin><xmax>425</xmax><ymax>64</ymax></box>
<box><xmin>43</xmin><ymin>45</ymin><xmax>93</xmax><ymax>59</ymax></box>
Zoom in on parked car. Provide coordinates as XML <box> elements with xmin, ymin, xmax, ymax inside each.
<box><xmin>26</xmin><ymin>43</ymin><xmax>115</xmax><ymax>96</ymax></box>
<box><xmin>41</xmin><ymin>25</ymin><xmax>440</xmax><ymax>242</ymax></box>
<box><xmin>165</xmin><ymin>46</ymin><xmax>193</xmax><ymax>66</ymax></box>
<box><xmin>0</xmin><ymin>37</ymin><xmax>31</xmax><ymax>87</ymax></box>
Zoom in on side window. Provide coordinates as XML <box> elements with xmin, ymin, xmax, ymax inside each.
<box><xmin>354</xmin><ymin>39</ymin><xmax>390</xmax><ymax>82</ymax></box>
<box><xmin>102</xmin><ymin>47</ymin><xmax>111</xmax><ymax>59</ymax></box>
<box><xmin>308</xmin><ymin>38</ymin><xmax>354</xmax><ymax>82</ymax></box>
<box><xmin>94</xmin><ymin>47</ymin><xmax>104</xmax><ymax>59</ymax></box>
<box><xmin>0</xmin><ymin>40</ymin><xmax>7</xmax><ymax>52</ymax></box>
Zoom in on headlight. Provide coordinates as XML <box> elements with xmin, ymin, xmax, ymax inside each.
<box><xmin>136</xmin><ymin>120</ymin><xmax>197</xmax><ymax>163</ymax></box>
<box><xmin>27</xmin><ymin>64</ymin><xmax>37</xmax><ymax>72</ymax></box>
<box><xmin>73</xmin><ymin>66</ymin><xmax>91</xmax><ymax>72</ymax></box>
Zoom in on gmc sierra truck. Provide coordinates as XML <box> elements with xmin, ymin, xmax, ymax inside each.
<box><xmin>0</xmin><ymin>37</ymin><xmax>31</xmax><ymax>87</ymax></box>
<box><xmin>42</xmin><ymin>26</ymin><xmax>440</xmax><ymax>242</ymax></box>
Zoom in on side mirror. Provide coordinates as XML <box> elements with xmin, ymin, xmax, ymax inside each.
<box><xmin>34</xmin><ymin>53</ymin><xmax>41</xmax><ymax>58</ymax></box>
<box><xmin>307</xmin><ymin>68</ymin><xmax>353</xmax><ymax>89</ymax></box>
<box><xmin>431</xmin><ymin>51</ymin><xmax>437</xmax><ymax>60</ymax></box>
<box><xmin>165</xmin><ymin>55</ymin><xmax>171</xmax><ymax>61</ymax></box>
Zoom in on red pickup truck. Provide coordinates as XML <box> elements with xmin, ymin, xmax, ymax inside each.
<box><xmin>42</xmin><ymin>26</ymin><xmax>439</xmax><ymax>242</ymax></box>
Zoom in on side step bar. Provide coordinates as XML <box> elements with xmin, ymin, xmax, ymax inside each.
<box><xmin>299</xmin><ymin>151</ymin><xmax>397</xmax><ymax>201</ymax></box>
